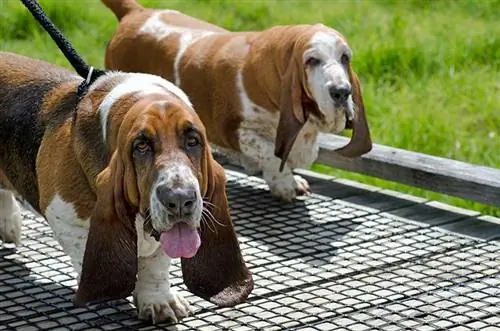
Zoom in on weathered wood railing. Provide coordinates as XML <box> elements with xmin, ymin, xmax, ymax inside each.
<box><xmin>317</xmin><ymin>134</ymin><xmax>500</xmax><ymax>208</ymax></box>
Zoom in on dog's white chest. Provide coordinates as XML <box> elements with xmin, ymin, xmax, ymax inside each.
<box><xmin>288</xmin><ymin>121</ymin><xmax>320</xmax><ymax>169</ymax></box>
<box><xmin>236</xmin><ymin>72</ymin><xmax>320</xmax><ymax>170</ymax></box>
<box><xmin>135</xmin><ymin>216</ymin><xmax>161</xmax><ymax>258</ymax></box>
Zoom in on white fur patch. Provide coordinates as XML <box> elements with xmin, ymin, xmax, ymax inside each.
<box><xmin>0</xmin><ymin>189</ymin><xmax>22</xmax><ymax>245</ymax></box>
<box><xmin>136</xmin><ymin>215</ymin><xmax>160</xmax><ymax>257</ymax></box>
<box><xmin>44</xmin><ymin>194</ymin><xmax>89</xmax><ymax>277</ymax></box>
<box><xmin>134</xmin><ymin>243</ymin><xmax>191</xmax><ymax>323</ymax></box>
<box><xmin>138</xmin><ymin>11</ymin><xmax>216</xmax><ymax>86</ymax></box>
<box><xmin>92</xmin><ymin>72</ymin><xmax>192</xmax><ymax>142</ymax></box>
<box><xmin>138</xmin><ymin>10</ymin><xmax>182</xmax><ymax>40</ymax></box>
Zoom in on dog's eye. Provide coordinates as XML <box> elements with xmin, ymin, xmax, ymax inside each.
<box><xmin>341</xmin><ymin>54</ymin><xmax>350</xmax><ymax>65</ymax></box>
<box><xmin>134</xmin><ymin>139</ymin><xmax>152</xmax><ymax>154</ymax></box>
<box><xmin>186</xmin><ymin>136</ymin><xmax>200</xmax><ymax>148</ymax></box>
<box><xmin>305</xmin><ymin>57</ymin><xmax>321</xmax><ymax>67</ymax></box>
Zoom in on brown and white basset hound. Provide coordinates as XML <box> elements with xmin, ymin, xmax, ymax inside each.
<box><xmin>102</xmin><ymin>0</ymin><xmax>372</xmax><ymax>202</ymax></box>
<box><xmin>0</xmin><ymin>52</ymin><xmax>253</xmax><ymax>324</ymax></box>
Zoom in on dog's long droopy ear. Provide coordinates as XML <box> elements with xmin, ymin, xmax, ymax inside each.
<box><xmin>74</xmin><ymin>151</ymin><xmax>138</xmax><ymax>306</ymax></box>
<box><xmin>275</xmin><ymin>60</ymin><xmax>309</xmax><ymax>172</ymax></box>
<box><xmin>335</xmin><ymin>69</ymin><xmax>372</xmax><ymax>157</ymax></box>
<box><xmin>182</xmin><ymin>155</ymin><xmax>253</xmax><ymax>307</ymax></box>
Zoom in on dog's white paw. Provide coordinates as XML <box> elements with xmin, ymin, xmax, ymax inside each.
<box><xmin>268</xmin><ymin>174</ymin><xmax>311</xmax><ymax>202</ymax></box>
<box><xmin>0</xmin><ymin>191</ymin><xmax>22</xmax><ymax>245</ymax></box>
<box><xmin>293</xmin><ymin>175</ymin><xmax>311</xmax><ymax>196</ymax></box>
<box><xmin>134</xmin><ymin>288</ymin><xmax>191</xmax><ymax>324</ymax></box>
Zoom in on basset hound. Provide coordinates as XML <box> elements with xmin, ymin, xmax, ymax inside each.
<box><xmin>0</xmin><ymin>52</ymin><xmax>253</xmax><ymax>324</ymax></box>
<box><xmin>102</xmin><ymin>0</ymin><xmax>372</xmax><ymax>202</ymax></box>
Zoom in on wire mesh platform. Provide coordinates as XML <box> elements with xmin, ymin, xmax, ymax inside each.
<box><xmin>0</xmin><ymin>166</ymin><xmax>499</xmax><ymax>331</ymax></box>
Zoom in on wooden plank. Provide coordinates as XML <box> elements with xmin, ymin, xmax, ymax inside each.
<box><xmin>317</xmin><ymin>134</ymin><xmax>500</xmax><ymax>208</ymax></box>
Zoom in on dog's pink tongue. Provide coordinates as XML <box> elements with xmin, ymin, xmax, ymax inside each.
<box><xmin>160</xmin><ymin>223</ymin><xmax>200</xmax><ymax>259</ymax></box>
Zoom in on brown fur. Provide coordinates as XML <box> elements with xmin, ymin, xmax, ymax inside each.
<box><xmin>0</xmin><ymin>169</ymin><xmax>15</xmax><ymax>191</ymax></box>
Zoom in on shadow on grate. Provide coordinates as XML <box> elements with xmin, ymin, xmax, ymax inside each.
<box><xmin>0</xmin><ymin>168</ymin><xmax>499</xmax><ymax>331</ymax></box>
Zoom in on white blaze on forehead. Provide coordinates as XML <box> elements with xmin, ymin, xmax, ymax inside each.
<box><xmin>93</xmin><ymin>72</ymin><xmax>192</xmax><ymax>142</ymax></box>
<box><xmin>138</xmin><ymin>11</ymin><xmax>216</xmax><ymax>86</ymax></box>
<box><xmin>307</xmin><ymin>31</ymin><xmax>339</xmax><ymax>59</ymax></box>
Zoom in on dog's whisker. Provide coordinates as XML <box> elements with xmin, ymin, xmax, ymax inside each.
<box><xmin>202</xmin><ymin>199</ymin><xmax>216</xmax><ymax>208</ymax></box>
<box><xmin>202</xmin><ymin>206</ymin><xmax>217</xmax><ymax>223</ymax></box>
<box><xmin>202</xmin><ymin>207</ymin><xmax>222</xmax><ymax>233</ymax></box>
<box><xmin>202</xmin><ymin>208</ymin><xmax>216</xmax><ymax>228</ymax></box>
<box><xmin>202</xmin><ymin>206</ymin><xmax>225</xmax><ymax>231</ymax></box>
<box><xmin>143</xmin><ymin>209</ymin><xmax>153</xmax><ymax>224</ymax></box>
<box><xmin>201</xmin><ymin>211</ymin><xmax>216</xmax><ymax>233</ymax></box>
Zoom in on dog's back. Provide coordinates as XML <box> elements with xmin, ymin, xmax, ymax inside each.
<box><xmin>102</xmin><ymin>0</ymin><xmax>226</xmax><ymax>31</ymax></box>
<box><xmin>0</xmin><ymin>52</ymin><xmax>79</xmax><ymax>209</ymax></box>
<box><xmin>102</xmin><ymin>0</ymin><xmax>227</xmax><ymax>76</ymax></box>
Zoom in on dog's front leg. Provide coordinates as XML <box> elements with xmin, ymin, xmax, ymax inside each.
<box><xmin>239</xmin><ymin>130</ymin><xmax>310</xmax><ymax>201</ymax></box>
<box><xmin>0</xmin><ymin>189</ymin><xmax>22</xmax><ymax>245</ymax></box>
<box><xmin>134</xmin><ymin>247</ymin><xmax>191</xmax><ymax>324</ymax></box>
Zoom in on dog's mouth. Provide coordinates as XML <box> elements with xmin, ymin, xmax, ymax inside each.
<box><xmin>150</xmin><ymin>227</ymin><xmax>161</xmax><ymax>241</ymax></box>
<box><xmin>304</xmin><ymin>94</ymin><xmax>353</xmax><ymax>131</ymax></box>
<box><xmin>146</xmin><ymin>210</ymin><xmax>201</xmax><ymax>259</ymax></box>
<box><xmin>157</xmin><ymin>222</ymin><xmax>201</xmax><ymax>259</ymax></box>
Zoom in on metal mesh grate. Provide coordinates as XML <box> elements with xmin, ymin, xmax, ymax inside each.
<box><xmin>0</xmin><ymin>168</ymin><xmax>498</xmax><ymax>331</ymax></box>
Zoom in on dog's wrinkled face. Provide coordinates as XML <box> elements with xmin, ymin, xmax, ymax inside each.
<box><xmin>125</xmin><ymin>99</ymin><xmax>205</xmax><ymax>252</ymax></box>
<box><xmin>303</xmin><ymin>29</ymin><xmax>354</xmax><ymax>132</ymax></box>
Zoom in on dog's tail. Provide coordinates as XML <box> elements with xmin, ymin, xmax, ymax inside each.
<box><xmin>101</xmin><ymin>0</ymin><xmax>143</xmax><ymax>21</ymax></box>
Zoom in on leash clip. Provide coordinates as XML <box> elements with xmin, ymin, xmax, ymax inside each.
<box><xmin>77</xmin><ymin>66</ymin><xmax>96</xmax><ymax>102</ymax></box>
<box><xmin>85</xmin><ymin>66</ymin><xmax>94</xmax><ymax>85</ymax></box>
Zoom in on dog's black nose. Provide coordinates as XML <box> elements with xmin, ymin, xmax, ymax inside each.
<box><xmin>156</xmin><ymin>186</ymin><xmax>197</xmax><ymax>216</ymax></box>
<box><xmin>329</xmin><ymin>85</ymin><xmax>351</xmax><ymax>103</ymax></box>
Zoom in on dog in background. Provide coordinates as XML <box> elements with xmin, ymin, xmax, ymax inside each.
<box><xmin>102</xmin><ymin>0</ymin><xmax>372</xmax><ymax>202</ymax></box>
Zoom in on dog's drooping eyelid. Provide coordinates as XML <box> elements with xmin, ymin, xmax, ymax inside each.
<box><xmin>183</xmin><ymin>125</ymin><xmax>203</xmax><ymax>149</ymax></box>
<box><xmin>186</xmin><ymin>135</ymin><xmax>200</xmax><ymax>147</ymax></box>
<box><xmin>132</xmin><ymin>133</ymin><xmax>154</xmax><ymax>156</ymax></box>
<box><xmin>305</xmin><ymin>56</ymin><xmax>321</xmax><ymax>67</ymax></box>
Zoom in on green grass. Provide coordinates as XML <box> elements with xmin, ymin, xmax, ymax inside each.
<box><xmin>1</xmin><ymin>0</ymin><xmax>499</xmax><ymax>216</ymax></box>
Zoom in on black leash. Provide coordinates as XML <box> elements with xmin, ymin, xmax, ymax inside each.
<box><xmin>20</xmin><ymin>0</ymin><xmax>106</xmax><ymax>100</ymax></box>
